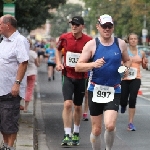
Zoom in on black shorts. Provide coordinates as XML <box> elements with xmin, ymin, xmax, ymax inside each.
<box><xmin>38</xmin><ymin>51</ymin><xmax>45</xmax><ymax>57</ymax></box>
<box><xmin>88</xmin><ymin>91</ymin><xmax>121</xmax><ymax>116</ymax></box>
<box><xmin>0</xmin><ymin>93</ymin><xmax>21</xmax><ymax>134</ymax></box>
<box><xmin>62</xmin><ymin>76</ymin><xmax>86</xmax><ymax>106</ymax></box>
<box><xmin>47</xmin><ymin>63</ymin><xmax>56</xmax><ymax>68</ymax></box>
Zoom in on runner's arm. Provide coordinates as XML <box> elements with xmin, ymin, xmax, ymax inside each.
<box><xmin>75</xmin><ymin>39</ymin><xmax>105</xmax><ymax>72</ymax></box>
<box><xmin>141</xmin><ymin>50</ymin><xmax>148</xmax><ymax>69</ymax></box>
<box><xmin>119</xmin><ymin>39</ymin><xmax>132</xmax><ymax>68</ymax></box>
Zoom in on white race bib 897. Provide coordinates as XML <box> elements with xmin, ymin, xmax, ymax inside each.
<box><xmin>92</xmin><ymin>84</ymin><xmax>114</xmax><ymax>103</ymax></box>
<box><xmin>126</xmin><ymin>67</ymin><xmax>137</xmax><ymax>79</ymax></box>
<box><xmin>66</xmin><ymin>52</ymin><xmax>80</xmax><ymax>67</ymax></box>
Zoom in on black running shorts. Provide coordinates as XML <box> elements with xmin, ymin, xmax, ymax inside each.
<box><xmin>88</xmin><ymin>91</ymin><xmax>121</xmax><ymax>116</ymax></box>
<box><xmin>62</xmin><ymin>76</ymin><xmax>86</xmax><ymax>106</ymax></box>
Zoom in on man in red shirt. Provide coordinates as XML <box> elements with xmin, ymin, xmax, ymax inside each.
<box><xmin>56</xmin><ymin>16</ymin><xmax>92</xmax><ymax>146</ymax></box>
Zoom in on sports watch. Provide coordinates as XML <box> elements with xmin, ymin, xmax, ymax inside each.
<box><xmin>15</xmin><ymin>80</ymin><xmax>21</xmax><ymax>85</ymax></box>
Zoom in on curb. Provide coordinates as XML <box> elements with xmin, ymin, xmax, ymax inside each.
<box><xmin>34</xmin><ymin>83</ymin><xmax>49</xmax><ymax>150</ymax></box>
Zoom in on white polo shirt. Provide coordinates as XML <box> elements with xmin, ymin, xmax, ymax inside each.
<box><xmin>0</xmin><ymin>30</ymin><xmax>29</xmax><ymax>98</ymax></box>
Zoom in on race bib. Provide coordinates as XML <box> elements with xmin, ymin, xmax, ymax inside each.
<box><xmin>126</xmin><ymin>67</ymin><xmax>137</xmax><ymax>79</ymax></box>
<box><xmin>92</xmin><ymin>84</ymin><xmax>114</xmax><ymax>103</ymax></box>
<box><xmin>66</xmin><ymin>52</ymin><xmax>80</xmax><ymax>67</ymax></box>
<box><xmin>49</xmin><ymin>56</ymin><xmax>54</xmax><ymax>62</ymax></box>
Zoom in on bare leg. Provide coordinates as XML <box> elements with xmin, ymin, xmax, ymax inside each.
<box><xmin>2</xmin><ymin>132</ymin><xmax>17</xmax><ymax>148</ymax></box>
<box><xmin>104</xmin><ymin>110</ymin><xmax>118</xmax><ymax>150</ymax></box>
<box><xmin>83</xmin><ymin>90</ymin><xmax>89</xmax><ymax>121</ymax></box>
<box><xmin>62</xmin><ymin>100</ymin><xmax>73</xmax><ymax>134</ymax></box>
<box><xmin>73</xmin><ymin>105</ymin><xmax>82</xmax><ymax>126</ymax></box>
<box><xmin>129</xmin><ymin>108</ymin><xmax>135</xmax><ymax>123</ymax></box>
<box><xmin>90</xmin><ymin>115</ymin><xmax>102</xmax><ymax>150</ymax></box>
<box><xmin>24</xmin><ymin>101</ymin><xmax>29</xmax><ymax>111</ymax></box>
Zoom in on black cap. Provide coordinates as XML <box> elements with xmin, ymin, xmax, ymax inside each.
<box><xmin>69</xmin><ymin>16</ymin><xmax>84</xmax><ymax>25</ymax></box>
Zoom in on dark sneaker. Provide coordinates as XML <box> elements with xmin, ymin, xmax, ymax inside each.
<box><xmin>121</xmin><ymin>106</ymin><xmax>126</xmax><ymax>113</ymax></box>
<box><xmin>0</xmin><ymin>144</ymin><xmax>7</xmax><ymax>150</ymax></box>
<box><xmin>127</xmin><ymin>123</ymin><xmax>136</xmax><ymax>131</ymax></box>
<box><xmin>61</xmin><ymin>134</ymin><xmax>72</xmax><ymax>146</ymax></box>
<box><xmin>72</xmin><ymin>132</ymin><xmax>80</xmax><ymax>146</ymax></box>
<box><xmin>53</xmin><ymin>76</ymin><xmax>55</xmax><ymax>80</ymax></box>
<box><xmin>0</xmin><ymin>147</ymin><xmax>7</xmax><ymax>150</ymax></box>
<box><xmin>82</xmin><ymin>117</ymin><xmax>88</xmax><ymax>121</ymax></box>
<box><xmin>48</xmin><ymin>77</ymin><xmax>51</xmax><ymax>81</ymax></box>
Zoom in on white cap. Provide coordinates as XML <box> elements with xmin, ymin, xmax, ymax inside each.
<box><xmin>98</xmin><ymin>14</ymin><xmax>113</xmax><ymax>25</ymax></box>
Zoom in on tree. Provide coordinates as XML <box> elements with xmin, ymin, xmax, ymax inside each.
<box><xmin>50</xmin><ymin>3</ymin><xmax>83</xmax><ymax>37</ymax></box>
<box><xmin>0</xmin><ymin>0</ymin><xmax>66</xmax><ymax>32</ymax></box>
<box><xmin>81</xmin><ymin>0</ymin><xmax>150</xmax><ymax>39</ymax></box>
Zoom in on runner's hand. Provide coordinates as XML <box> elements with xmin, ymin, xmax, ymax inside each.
<box><xmin>93</xmin><ymin>57</ymin><xmax>106</xmax><ymax>68</ymax></box>
<box><xmin>123</xmin><ymin>68</ymin><xmax>129</xmax><ymax>78</ymax></box>
<box><xmin>11</xmin><ymin>84</ymin><xmax>20</xmax><ymax>97</ymax></box>
<box><xmin>56</xmin><ymin>64</ymin><xmax>64</xmax><ymax>71</ymax></box>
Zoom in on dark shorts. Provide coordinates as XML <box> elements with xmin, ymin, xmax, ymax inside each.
<box><xmin>47</xmin><ymin>63</ymin><xmax>56</xmax><ymax>67</ymax></box>
<box><xmin>0</xmin><ymin>93</ymin><xmax>21</xmax><ymax>134</ymax></box>
<box><xmin>38</xmin><ymin>51</ymin><xmax>45</xmax><ymax>57</ymax></box>
<box><xmin>88</xmin><ymin>91</ymin><xmax>121</xmax><ymax>116</ymax></box>
<box><xmin>62</xmin><ymin>76</ymin><xmax>86</xmax><ymax>106</ymax></box>
<box><xmin>120</xmin><ymin>79</ymin><xmax>141</xmax><ymax>108</ymax></box>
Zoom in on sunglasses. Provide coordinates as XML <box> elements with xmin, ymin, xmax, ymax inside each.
<box><xmin>71</xmin><ymin>23</ymin><xmax>80</xmax><ymax>27</ymax></box>
<box><xmin>100</xmin><ymin>24</ymin><xmax>113</xmax><ymax>29</ymax></box>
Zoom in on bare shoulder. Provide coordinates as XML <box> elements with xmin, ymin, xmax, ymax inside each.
<box><xmin>84</xmin><ymin>39</ymin><xmax>95</xmax><ymax>47</ymax></box>
<box><xmin>82</xmin><ymin>39</ymin><xmax>96</xmax><ymax>56</ymax></box>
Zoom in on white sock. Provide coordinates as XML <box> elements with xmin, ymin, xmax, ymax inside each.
<box><xmin>64</xmin><ymin>128</ymin><xmax>71</xmax><ymax>136</ymax></box>
<box><xmin>90</xmin><ymin>132</ymin><xmax>101</xmax><ymax>150</ymax></box>
<box><xmin>104</xmin><ymin>128</ymin><xmax>116</xmax><ymax>150</ymax></box>
<box><xmin>73</xmin><ymin>124</ymin><xmax>80</xmax><ymax>133</ymax></box>
<box><xmin>7</xmin><ymin>146</ymin><xmax>15</xmax><ymax>150</ymax></box>
<box><xmin>3</xmin><ymin>143</ymin><xmax>7</xmax><ymax>147</ymax></box>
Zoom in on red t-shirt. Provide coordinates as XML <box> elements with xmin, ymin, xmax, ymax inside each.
<box><xmin>57</xmin><ymin>32</ymin><xmax>92</xmax><ymax>79</ymax></box>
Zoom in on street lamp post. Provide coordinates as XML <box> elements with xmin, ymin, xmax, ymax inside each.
<box><xmin>82</xmin><ymin>8</ymin><xmax>92</xmax><ymax>35</ymax></box>
<box><xmin>142</xmin><ymin>3</ymin><xmax>148</xmax><ymax>46</ymax></box>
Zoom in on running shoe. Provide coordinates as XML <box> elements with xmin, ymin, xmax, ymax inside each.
<box><xmin>72</xmin><ymin>132</ymin><xmax>80</xmax><ymax>146</ymax></box>
<box><xmin>127</xmin><ymin>123</ymin><xmax>136</xmax><ymax>131</ymax></box>
<box><xmin>53</xmin><ymin>75</ymin><xmax>55</xmax><ymax>80</ymax></box>
<box><xmin>61</xmin><ymin>134</ymin><xmax>72</xmax><ymax>146</ymax></box>
<box><xmin>82</xmin><ymin>117</ymin><xmax>88</xmax><ymax>121</ymax></box>
<box><xmin>82</xmin><ymin>113</ymin><xmax>88</xmax><ymax>121</ymax></box>
<box><xmin>0</xmin><ymin>146</ymin><xmax>7</xmax><ymax>150</ymax></box>
<box><xmin>48</xmin><ymin>77</ymin><xmax>51</xmax><ymax>81</ymax></box>
<box><xmin>121</xmin><ymin>106</ymin><xmax>126</xmax><ymax>113</ymax></box>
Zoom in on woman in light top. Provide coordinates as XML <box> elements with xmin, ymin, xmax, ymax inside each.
<box><xmin>120</xmin><ymin>33</ymin><xmax>148</xmax><ymax>131</ymax></box>
<box><xmin>24</xmin><ymin>39</ymin><xmax>39</xmax><ymax>112</ymax></box>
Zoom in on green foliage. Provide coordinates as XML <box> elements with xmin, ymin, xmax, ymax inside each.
<box><xmin>0</xmin><ymin>0</ymin><xmax>66</xmax><ymax>32</ymax></box>
<box><xmin>50</xmin><ymin>3</ymin><xmax>83</xmax><ymax>37</ymax></box>
<box><xmin>81</xmin><ymin>0</ymin><xmax>150</xmax><ymax>38</ymax></box>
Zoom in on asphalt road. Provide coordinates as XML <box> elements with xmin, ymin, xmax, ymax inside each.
<box><xmin>36</xmin><ymin>62</ymin><xmax>150</xmax><ymax>150</ymax></box>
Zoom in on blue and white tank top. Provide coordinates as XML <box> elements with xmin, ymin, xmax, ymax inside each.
<box><xmin>88</xmin><ymin>38</ymin><xmax>122</xmax><ymax>93</ymax></box>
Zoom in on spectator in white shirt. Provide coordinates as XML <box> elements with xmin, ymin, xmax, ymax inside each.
<box><xmin>0</xmin><ymin>14</ymin><xmax>29</xmax><ymax>150</ymax></box>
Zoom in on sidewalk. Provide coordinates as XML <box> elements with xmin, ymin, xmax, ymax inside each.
<box><xmin>0</xmin><ymin>99</ymin><xmax>34</xmax><ymax>150</ymax></box>
<box><xmin>16</xmin><ymin>99</ymin><xmax>34</xmax><ymax>150</ymax></box>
